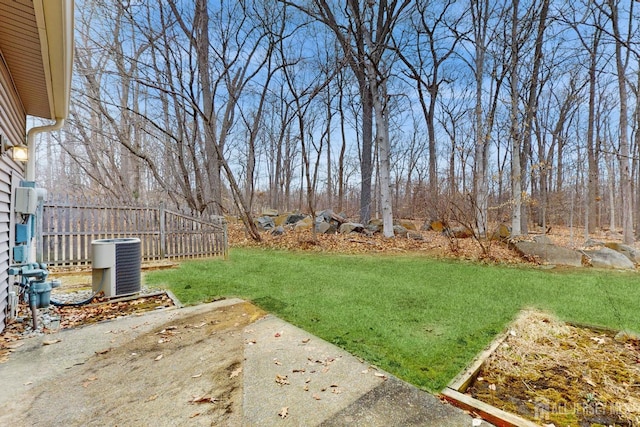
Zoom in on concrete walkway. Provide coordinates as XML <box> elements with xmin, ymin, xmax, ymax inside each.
<box><xmin>0</xmin><ymin>299</ymin><xmax>491</xmax><ymax>426</ymax></box>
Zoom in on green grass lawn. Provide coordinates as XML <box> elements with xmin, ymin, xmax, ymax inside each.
<box><xmin>145</xmin><ymin>248</ymin><xmax>640</xmax><ymax>392</ymax></box>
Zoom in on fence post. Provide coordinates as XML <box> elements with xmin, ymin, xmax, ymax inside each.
<box><xmin>159</xmin><ymin>202</ymin><xmax>166</xmax><ymax>258</ymax></box>
<box><xmin>223</xmin><ymin>218</ymin><xmax>229</xmax><ymax>260</ymax></box>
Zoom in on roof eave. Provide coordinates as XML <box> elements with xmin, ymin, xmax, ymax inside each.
<box><xmin>33</xmin><ymin>0</ymin><xmax>74</xmax><ymax>120</ymax></box>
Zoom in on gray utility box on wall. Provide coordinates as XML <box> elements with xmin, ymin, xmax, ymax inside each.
<box><xmin>91</xmin><ymin>238</ymin><xmax>141</xmax><ymax>297</ymax></box>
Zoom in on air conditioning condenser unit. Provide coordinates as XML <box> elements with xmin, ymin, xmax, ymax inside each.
<box><xmin>91</xmin><ymin>238</ymin><xmax>141</xmax><ymax>297</ymax></box>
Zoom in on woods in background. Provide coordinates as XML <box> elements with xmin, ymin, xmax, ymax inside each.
<box><xmin>37</xmin><ymin>0</ymin><xmax>640</xmax><ymax>242</ymax></box>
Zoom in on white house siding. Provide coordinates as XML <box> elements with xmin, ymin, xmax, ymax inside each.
<box><xmin>0</xmin><ymin>51</ymin><xmax>27</xmax><ymax>333</ymax></box>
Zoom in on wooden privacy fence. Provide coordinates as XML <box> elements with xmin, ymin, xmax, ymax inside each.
<box><xmin>37</xmin><ymin>202</ymin><xmax>228</xmax><ymax>266</ymax></box>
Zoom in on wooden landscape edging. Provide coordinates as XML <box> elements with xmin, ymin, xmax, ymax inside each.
<box><xmin>439</xmin><ymin>314</ymin><xmax>541</xmax><ymax>427</ymax></box>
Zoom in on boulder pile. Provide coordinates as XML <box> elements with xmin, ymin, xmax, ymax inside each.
<box><xmin>512</xmin><ymin>235</ymin><xmax>638</xmax><ymax>270</ymax></box>
<box><xmin>253</xmin><ymin>210</ymin><xmax>640</xmax><ymax>270</ymax></box>
<box><xmin>253</xmin><ymin>209</ymin><xmax>423</xmax><ymax>239</ymax></box>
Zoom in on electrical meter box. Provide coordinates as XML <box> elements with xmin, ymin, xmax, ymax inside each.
<box><xmin>15</xmin><ymin>187</ymin><xmax>37</xmax><ymax>214</ymax></box>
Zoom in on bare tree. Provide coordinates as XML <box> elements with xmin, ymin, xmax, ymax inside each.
<box><xmin>286</xmin><ymin>0</ymin><xmax>410</xmax><ymax>237</ymax></box>
<box><xmin>606</xmin><ymin>0</ymin><xmax>635</xmax><ymax>244</ymax></box>
<box><xmin>466</xmin><ymin>0</ymin><xmax>507</xmax><ymax>236</ymax></box>
<box><xmin>396</xmin><ymin>0</ymin><xmax>464</xmax><ymax>204</ymax></box>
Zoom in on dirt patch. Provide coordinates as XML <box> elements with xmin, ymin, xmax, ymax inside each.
<box><xmin>2</xmin><ymin>301</ymin><xmax>265</xmax><ymax>427</ymax></box>
<box><xmin>466</xmin><ymin>310</ymin><xmax>640</xmax><ymax>426</ymax></box>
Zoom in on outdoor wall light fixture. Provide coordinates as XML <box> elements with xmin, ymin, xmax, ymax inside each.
<box><xmin>0</xmin><ymin>135</ymin><xmax>29</xmax><ymax>162</ymax></box>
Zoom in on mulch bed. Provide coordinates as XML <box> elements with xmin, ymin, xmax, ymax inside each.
<box><xmin>466</xmin><ymin>310</ymin><xmax>640</xmax><ymax>426</ymax></box>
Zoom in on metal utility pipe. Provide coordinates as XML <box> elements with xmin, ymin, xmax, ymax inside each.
<box><xmin>25</xmin><ymin>118</ymin><xmax>65</xmax><ymax>182</ymax></box>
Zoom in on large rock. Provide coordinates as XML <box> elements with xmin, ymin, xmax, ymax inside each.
<box><xmin>294</xmin><ymin>216</ymin><xmax>313</xmax><ymax>231</ymax></box>
<box><xmin>513</xmin><ymin>241</ymin><xmax>583</xmax><ymax>267</ymax></box>
<box><xmin>316</xmin><ymin>209</ymin><xmax>347</xmax><ymax>225</ymax></box>
<box><xmin>274</xmin><ymin>214</ymin><xmax>289</xmax><ymax>227</ymax></box>
<box><xmin>315</xmin><ymin>221</ymin><xmax>331</xmax><ymax>234</ymax></box>
<box><xmin>397</xmin><ymin>219</ymin><xmax>417</xmax><ymax>231</ymax></box>
<box><xmin>367</xmin><ymin>219</ymin><xmax>383</xmax><ymax>234</ymax></box>
<box><xmin>423</xmin><ymin>220</ymin><xmax>446</xmax><ymax>232</ymax></box>
<box><xmin>583</xmin><ymin>247</ymin><xmax>635</xmax><ymax>270</ymax></box>
<box><xmin>261</xmin><ymin>208</ymin><xmax>278</xmax><ymax>217</ymax></box>
<box><xmin>393</xmin><ymin>225</ymin><xmax>408</xmax><ymax>238</ymax></box>
<box><xmin>444</xmin><ymin>226</ymin><xmax>473</xmax><ymax>239</ymax></box>
<box><xmin>316</xmin><ymin>209</ymin><xmax>333</xmax><ymax>223</ymax></box>
<box><xmin>408</xmin><ymin>231</ymin><xmax>424</xmax><ymax>240</ymax></box>
<box><xmin>255</xmin><ymin>216</ymin><xmax>275</xmax><ymax>231</ymax></box>
<box><xmin>584</xmin><ymin>238</ymin><xmax>604</xmax><ymax>248</ymax></box>
<box><xmin>285</xmin><ymin>213</ymin><xmax>307</xmax><ymax>225</ymax></box>
<box><xmin>490</xmin><ymin>223</ymin><xmax>511</xmax><ymax>241</ymax></box>
<box><xmin>271</xmin><ymin>226</ymin><xmax>285</xmax><ymax>236</ymax></box>
<box><xmin>533</xmin><ymin>235</ymin><xmax>552</xmax><ymax>245</ymax></box>
<box><xmin>339</xmin><ymin>222</ymin><xmax>364</xmax><ymax>234</ymax></box>
<box><xmin>604</xmin><ymin>242</ymin><xmax>640</xmax><ymax>265</ymax></box>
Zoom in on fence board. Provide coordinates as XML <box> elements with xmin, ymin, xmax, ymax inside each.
<box><xmin>38</xmin><ymin>202</ymin><xmax>227</xmax><ymax>266</ymax></box>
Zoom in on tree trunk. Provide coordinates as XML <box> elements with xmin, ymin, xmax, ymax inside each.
<box><xmin>586</xmin><ymin>28</ymin><xmax>601</xmax><ymax>235</ymax></box>
<box><xmin>509</xmin><ymin>0</ymin><xmax>522</xmax><ymax>237</ymax></box>
<box><xmin>609</xmin><ymin>0</ymin><xmax>634</xmax><ymax>244</ymax></box>
<box><xmin>372</xmin><ymin>78</ymin><xmax>394</xmax><ymax>237</ymax></box>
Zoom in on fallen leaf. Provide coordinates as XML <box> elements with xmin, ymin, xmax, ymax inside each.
<box><xmin>246</xmin><ymin>339</ymin><xmax>256</xmax><ymax>345</ymax></box>
<box><xmin>95</xmin><ymin>348</ymin><xmax>111</xmax><ymax>355</ymax></box>
<box><xmin>292</xmin><ymin>368</ymin><xmax>305</xmax><ymax>373</ymax></box>
<box><xmin>278</xmin><ymin>407</ymin><xmax>289</xmax><ymax>419</ymax></box>
<box><xmin>302</xmin><ymin>338</ymin><xmax>311</xmax><ymax>343</ymax></box>
<box><xmin>313</xmin><ymin>394</ymin><xmax>321</xmax><ymax>400</ymax></box>
<box><xmin>331</xmin><ymin>388</ymin><xmax>342</xmax><ymax>394</ymax></box>
<box><xmin>374</xmin><ymin>372</ymin><xmax>387</xmax><ymax>380</ymax></box>
<box><xmin>82</xmin><ymin>377</ymin><xmax>98</xmax><ymax>388</ymax></box>
<box><xmin>154</xmin><ymin>354</ymin><xmax>164</xmax><ymax>361</ymax></box>
<box><xmin>42</xmin><ymin>339</ymin><xmax>61</xmax><ymax>346</ymax></box>
<box><xmin>303</xmin><ymin>384</ymin><xmax>309</xmax><ymax>391</ymax></box>
<box><xmin>275</xmin><ymin>374</ymin><xmax>290</xmax><ymax>386</ymax></box>
<box><xmin>230</xmin><ymin>367</ymin><xmax>242</xmax><ymax>379</ymax></box>
<box><xmin>7</xmin><ymin>342</ymin><xmax>24</xmax><ymax>350</ymax></box>
<box><xmin>190</xmin><ymin>395</ymin><xmax>219</xmax><ymax>404</ymax></box>
<box><xmin>146</xmin><ymin>394</ymin><xmax>158</xmax><ymax>402</ymax></box>
<box><xmin>274</xmin><ymin>331</ymin><xmax>282</xmax><ymax>338</ymax></box>
<box><xmin>274</xmin><ymin>359</ymin><xmax>282</xmax><ymax>366</ymax></box>
<box><xmin>189</xmin><ymin>412</ymin><xmax>200</xmax><ymax>418</ymax></box>
<box><xmin>192</xmin><ymin>373</ymin><xmax>203</xmax><ymax>378</ymax></box>
<box><xmin>23</xmin><ymin>381</ymin><xmax>33</xmax><ymax>386</ymax></box>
